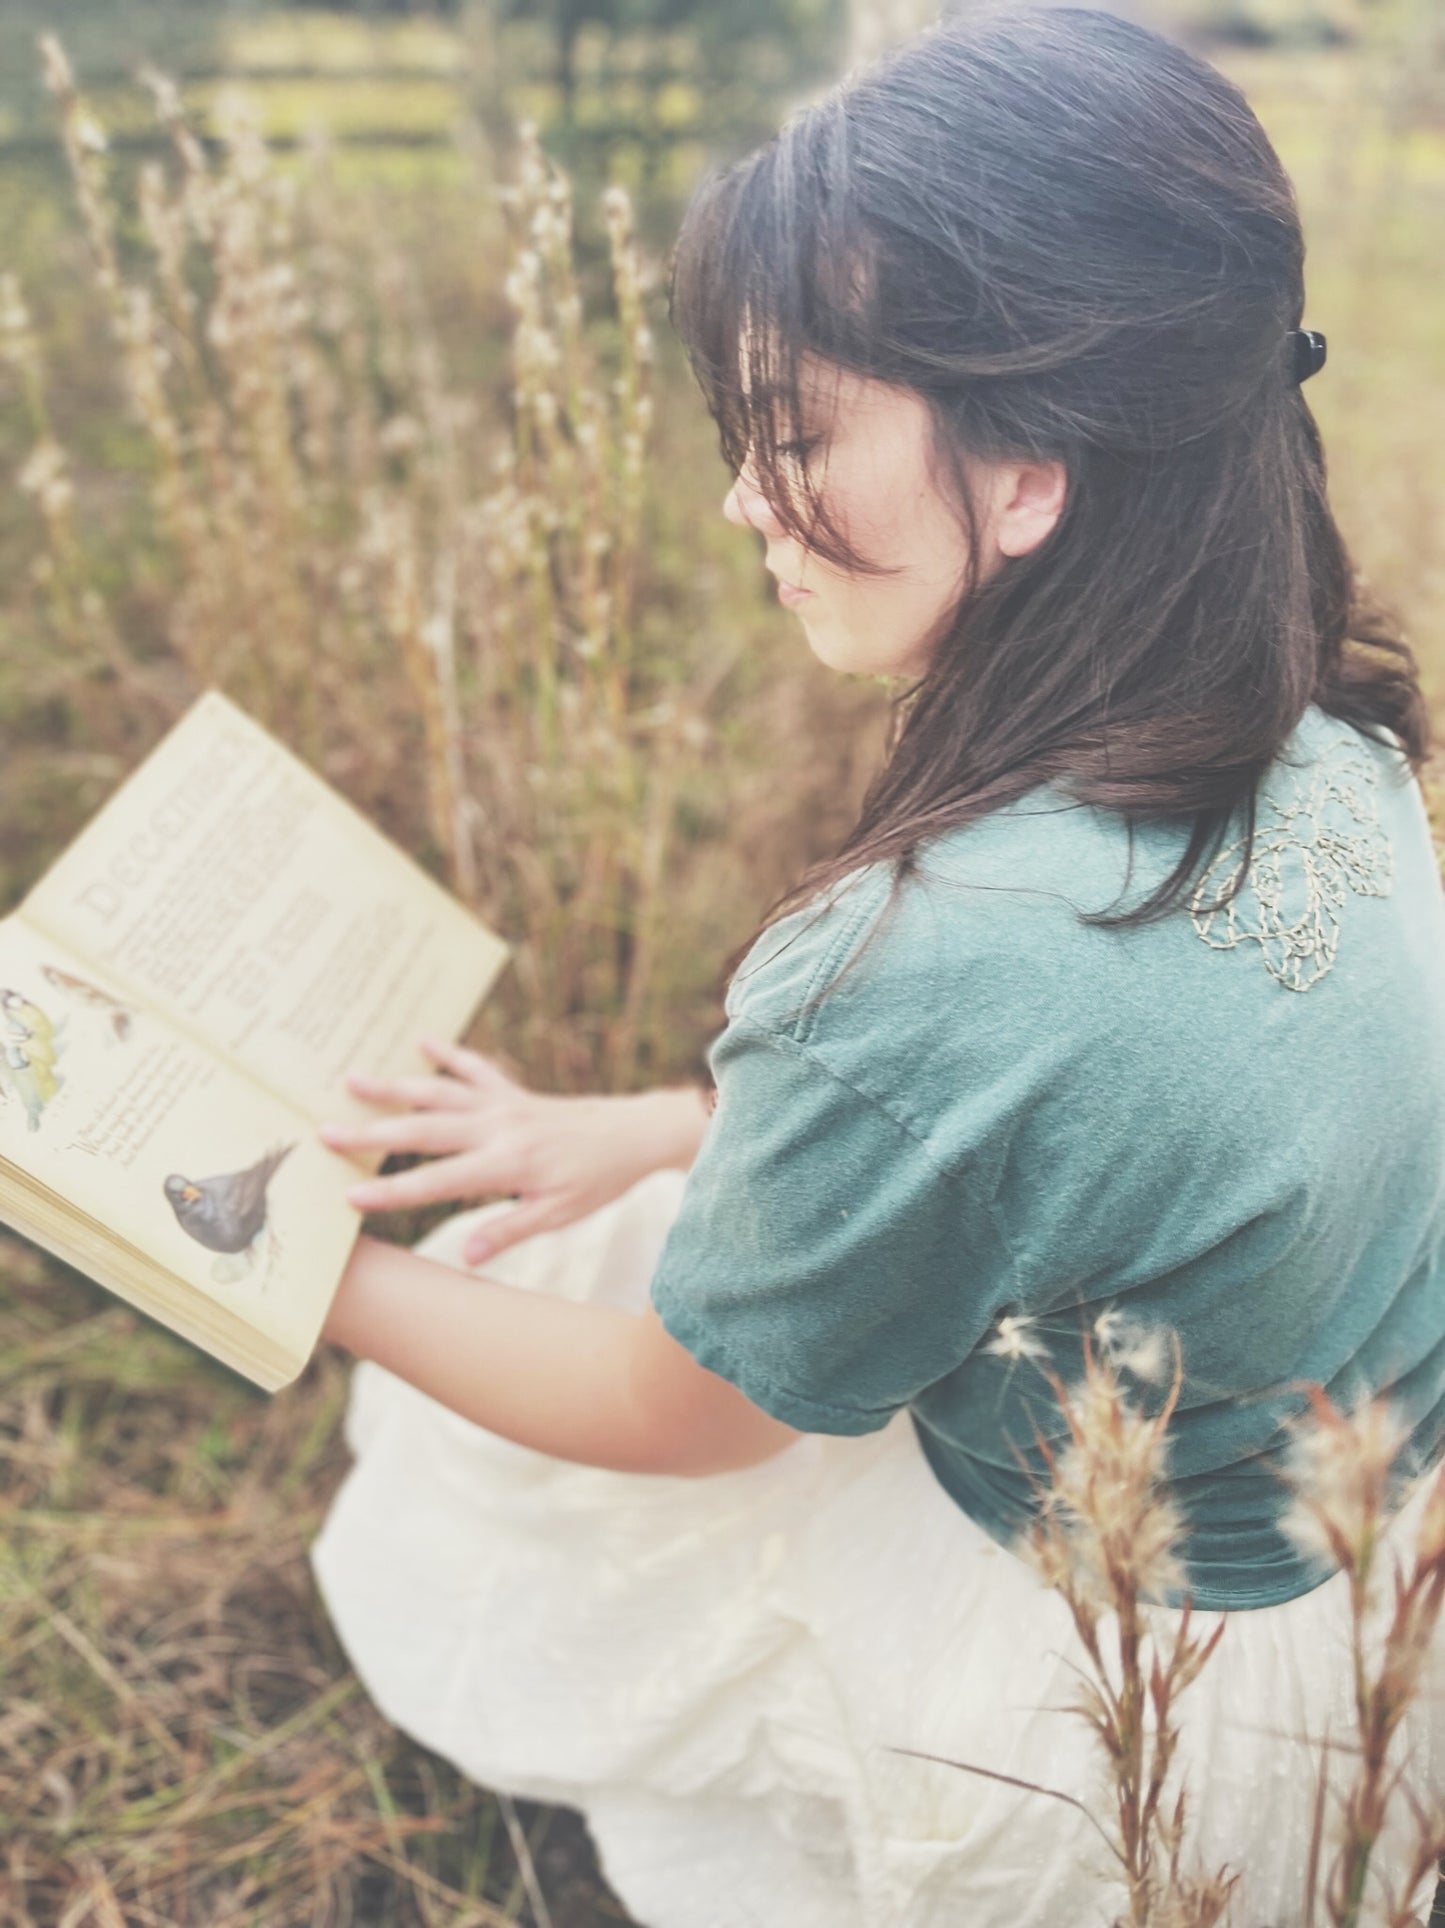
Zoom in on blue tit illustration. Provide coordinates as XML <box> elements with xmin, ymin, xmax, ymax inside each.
<box><xmin>164</xmin><ymin>1143</ymin><xmax>295</xmax><ymax>1257</ymax></box>
<box><xmin>0</xmin><ymin>1043</ymin><xmax>59</xmax><ymax>1131</ymax></box>
<box><xmin>41</xmin><ymin>963</ymin><xmax>133</xmax><ymax>1041</ymax></box>
<box><xmin>1</xmin><ymin>987</ymin><xmax>64</xmax><ymax>1068</ymax></box>
<box><xmin>0</xmin><ymin>988</ymin><xmax>65</xmax><ymax>1129</ymax></box>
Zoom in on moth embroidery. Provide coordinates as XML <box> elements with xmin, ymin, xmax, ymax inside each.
<box><xmin>1189</xmin><ymin>740</ymin><xmax>1393</xmax><ymax>992</ymax></box>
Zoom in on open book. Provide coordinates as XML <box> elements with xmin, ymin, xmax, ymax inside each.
<box><xmin>0</xmin><ymin>691</ymin><xmax>509</xmax><ymax>1392</ymax></box>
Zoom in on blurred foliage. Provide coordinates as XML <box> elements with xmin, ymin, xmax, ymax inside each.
<box><xmin>0</xmin><ymin>36</ymin><xmax>887</xmax><ymax>1092</ymax></box>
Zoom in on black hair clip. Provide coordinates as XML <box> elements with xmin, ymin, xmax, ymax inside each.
<box><xmin>1288</xmin><ymin>328</ymin><xmax>1328</xmax><ymax>384</ymax></box>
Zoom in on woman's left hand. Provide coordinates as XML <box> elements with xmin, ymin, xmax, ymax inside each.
<box><xmin>318</xmin><ymin>1038</ymin><xmax>710</xmax><ymax>1265</ymax></box>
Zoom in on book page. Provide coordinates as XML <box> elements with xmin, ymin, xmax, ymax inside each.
<box><xmin>0</xmin><ymin>914</ymin><xmax>359</xmax><ymax>1370</ymax></box>
<box><xmin>20</xmin><ymin>692</ymin><xmax>510</xmax><ymax>1127</ymax></box>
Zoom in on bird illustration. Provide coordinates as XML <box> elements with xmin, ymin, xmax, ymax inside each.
<box><xmin>0</xmin><ymin>1042</ymin><xmax>60</xmax><ymax>1131</ymax></box>
<box><xmin>41</xmin><ymin>963</ymin><xmax>134</xmax><ymax>1042</ymax></box>
<box><xmin>1</xmin><ymin>987</ymin><xmax>64</xmax><ymax>1069</ymax></box>
<box><xmin>0</xmin><ymin>988</ymin><xmax>65</xmax><ymax>1129</ymax></box>
<box><xmin>163</xmin><ymin>1143</ymin><xmax>295</xmax><ymax>1256</ymax></box>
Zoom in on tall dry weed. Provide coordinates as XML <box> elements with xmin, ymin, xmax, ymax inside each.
<box><xmin>887</xmin><ymin>1336</ymin><xmax>1445</xmax><ymax>1925</ymax></box>
<box><xmin>1279</xmin><ymin>1390</ymin><xmax>1445</xmax><ymax>1927</ymax></box>
<box><xmin>1021</xmin><ymin>1342</ymin><xmax>1235</xmax><ymax>1928</ymax></box>
<box><xmin>15</xmin><ymin>37</ymin><xmax>732</xmax><ymax>1093</ymax></box>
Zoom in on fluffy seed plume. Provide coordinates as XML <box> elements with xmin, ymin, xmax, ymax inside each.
<box><xmin>1031</xmin><ymin>1340</ymin><xmax>1188</xmax><ymax>1610</ymax></box>
<box><xmin>1094</xmin><ymin>1306</ymin><xmax>1173</xmax><ymax>1387</ymax></box>
<box><xmin>1279</xmin><ymin>1386</ymin><xmax>1412</xmax><ymax>1577</ymax></box>
<box><xmin>984</xmin><ymin>1309</ymin><xmax>1050</xmax><ymax>1366</ymax></box>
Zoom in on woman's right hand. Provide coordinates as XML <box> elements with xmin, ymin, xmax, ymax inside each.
<box><xmin>318</xmin><ymin>1038</ymin><xmax>711</xmax><ymax>1266</ymax></box>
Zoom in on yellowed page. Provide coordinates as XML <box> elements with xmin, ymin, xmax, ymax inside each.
<box><xmin>20</xmin><ymin>691</ymin><xmax>509</xmax><ymax>1127</ymax></box>
<box><xmin>0</xmin><ymin>914</ymin><xmax>360</xmax><ymax>1379</ymax></box>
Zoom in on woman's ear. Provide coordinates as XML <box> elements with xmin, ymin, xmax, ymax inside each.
<box><xmin>992</xmin><ymin>457</ymin><xmax>1068</xmax><ymax>559</ymax></box>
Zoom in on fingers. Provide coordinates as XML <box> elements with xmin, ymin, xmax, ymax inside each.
<box><xmin>419</xmin><ymin>1036</ymin><xmax>516</xmax><ymax>1091</ymax></box>
<box><xmin>339</xmin><ymin>1041</ymin><xmax>520</xmax><ymax>1114</ymax></box>
<box><xmin>462</xmin><ymin>1195</ymin><xmax>567</xmax><ymax>1265</ymax></box>
<box><xmin>344</xmin><ymin>1152</ymin><xmax>492</xmax><ymax>1214</ymax></box>
<box><xmin>320</xmin><ymin>1110</ymin><xmax>478</xmax><ymax>1157</ymax></box>
<box><xmin>343</xmin><ymin>1070</ymin><xmax>480</xmax><ymax>1113</ymax></box>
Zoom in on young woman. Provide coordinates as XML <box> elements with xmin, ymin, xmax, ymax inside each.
<box><xmin>308</xmin><ymin>8</ymin><xmax>1445</xmax><ymax>1922</ymax></box>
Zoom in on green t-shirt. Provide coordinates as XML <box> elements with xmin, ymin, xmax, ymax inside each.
<box><xmin>649</xmin><ymin>705</ymin><xmax>1445</xmax><ymax>1609</ymax></box>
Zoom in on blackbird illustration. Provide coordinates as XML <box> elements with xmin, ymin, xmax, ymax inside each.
<box><xmin>164</xmin><ymin>1143</ymin><xmax>295</xmax><ymax>1255</ymax></box>
<box><xmin>41</xmin><ymin>963</ymin><xmax>134</xmax><ymax>1041</ymax></box>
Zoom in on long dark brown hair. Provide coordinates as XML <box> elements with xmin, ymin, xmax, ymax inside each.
<box><xmin>669</xmin><ymin>3</ymin><xmax>1427</xmax><ymax>972</ymax></box>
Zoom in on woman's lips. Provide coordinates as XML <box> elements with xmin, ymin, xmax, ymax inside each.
<box><xmin>777</xmin><ymin>579</ymin><xmax>814</xmax><ymax>608</ymax></box>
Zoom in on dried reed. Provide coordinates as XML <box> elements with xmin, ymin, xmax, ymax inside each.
<box><xmin>1280</xmin><ymin>1389</ymin><xmax>1445</xmax><ymax>1927</ymax></box>
<box><xmin>887</xmin><ymin>1336</ymin><xmax>1445</xmax><ymax>1926</ymax></box>
<box><xmin>1022</xmin><ymin>1341</ymin><xmax>1234</xmax><ymax>1928</ymax></box>
<box><xmin>22</xmin><ymin>37</ymin><xmax>707</xmax><ymax>1095</ymax></box>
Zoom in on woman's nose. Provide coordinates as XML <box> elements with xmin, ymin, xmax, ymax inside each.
<box><xmin>723</xmin><ymin>464</ymin><xmax>783</xmax><ymax>536</ymax></box>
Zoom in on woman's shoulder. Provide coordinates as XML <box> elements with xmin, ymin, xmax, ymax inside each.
<box><xmin>723</xmin><ymin>801</ymin><xmax>1121</xmax><ymax>1051</ymax></box>
<box><xmin>913</xmin><ymin>703</ymin><xmax>1415</xmax><ymax>899</ymax></box>
<box><xmin>724</xmin><ymin>862</ymin><xmax>898</xmax><ymax>1039</ymax></box>
<box><xmin>725</xmin><ymin>703</ymin><xmax>1423</xmax><ymax>1048</ymax></box>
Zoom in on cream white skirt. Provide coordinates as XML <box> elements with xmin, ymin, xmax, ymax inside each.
<box><xmin>308</xmin><ymin>1169</ymin><xmax>1445</xmax><ymax>1928</ymax></box>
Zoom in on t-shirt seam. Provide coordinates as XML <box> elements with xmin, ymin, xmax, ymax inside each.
<box><xmin>717</xmin><ymin>1013</ymin><xmax>1026</xmax><ymax>1322</ymax></box>
<box><xmin>725</xmin><ymin>870</ymin><xmax>891</xmax><ymax>1035</ymax></box>
<box><xmin>722</xmin><ymin>1013</ymin><xmax>959</xmax><ymax>1186</ymax></box>
<box><xmin>790</xmin><ymin>871</ymin><xmax>893</xmax><ymax>1047</ymax></box>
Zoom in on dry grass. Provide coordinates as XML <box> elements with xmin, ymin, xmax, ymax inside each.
<box><xmin>0</xmin><ymin>1240</ymin><xmax>625</xmax><ymax>1927</ymax></box>
<box><xmin>2</xmin><ymin>12</ymin><xmax>1444</xmax><ymax>1927</ymax></box>
<box><xmin>0</xmin><ymin>36</ymin><xmax>884</xmax><ymax>1091</ymax></box>
<box><xmin>0</xmin><ymin>36</ymin><xmax>882</xmax><ymax>1928</ymax></box>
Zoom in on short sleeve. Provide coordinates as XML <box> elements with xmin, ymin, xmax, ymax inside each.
<box><xmin>647</xmin><ymin>1014</ymin><xmax>1020</xmax><ymax>1436</ymax></box>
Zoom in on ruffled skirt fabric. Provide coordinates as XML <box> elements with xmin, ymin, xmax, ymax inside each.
<box><xmin>308</xmin><ymin>1170</ymin><xmax>1445</xmax><ymax>1928</ymax></box>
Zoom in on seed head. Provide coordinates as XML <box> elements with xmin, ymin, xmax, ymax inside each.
<box><xmin>1093</xmin><ymin>1306</ymin><xmax>1172</xmax><ymax>1386</ymax></box>
<box><xmin>74</xmin><ymin>112</ymin><xmax>109</xmax><ymax>154</ymax></box>
<box><xmin>39</xmin><ymin>33</ymin><xmax>75</xmax><ymax>97</ymax></box>
<box><xmin>0</xmin><ymin>272</ymin><xmax>29</xmax><ymax>338</ymax></box>
<box><xmin>1280</xmin><ymin>1390</ymin><xmax>1411</xmax><ymax>1575</ymax></box>
<box><xmin>1028</xmin><ymin>1340</ymin><xmax>1188</xmax><ymax>1608</ymax></box>
<box><xmin>984</xmin><ymin>1311</ymin><xmax>1049</xmax><ymax>1366</ymax></box>
<box><xmin>18</xmin><ymin>439</ymin><xmax>75</xmax><ymax>518</ymax></box>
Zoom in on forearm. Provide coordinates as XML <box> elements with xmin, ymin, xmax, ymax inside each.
<box><xmin>321</xmin><ymin>1234</ymin><xmax>660</xmax><ymax>1473</ymax></box>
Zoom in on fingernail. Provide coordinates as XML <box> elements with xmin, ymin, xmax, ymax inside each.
<box><xmin>347</xmin><ymin>1187</ymin><xmax>375</xmax><ymax>1208</ymax></box>
<box><xmin>465</xmin><ymin>1239</ymin><xmax>491</xmax><ymax>1264</ymax></box>
<box><xmin>319</xmin><ymin>1123</ymin><xmax>341</xmax><ymax>1143</ymax></box>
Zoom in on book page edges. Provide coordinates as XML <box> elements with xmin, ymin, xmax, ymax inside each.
<box><xmin>0</xmin><ymin>1166</ymin><xmax>315</xmax><ymax>1392</ymax></box>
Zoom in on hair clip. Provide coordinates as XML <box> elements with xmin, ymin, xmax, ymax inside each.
<box><xmin>1288</xmin><ymin>328</ymin><xmax>1328</xmax><ymax>384</ymax></box>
